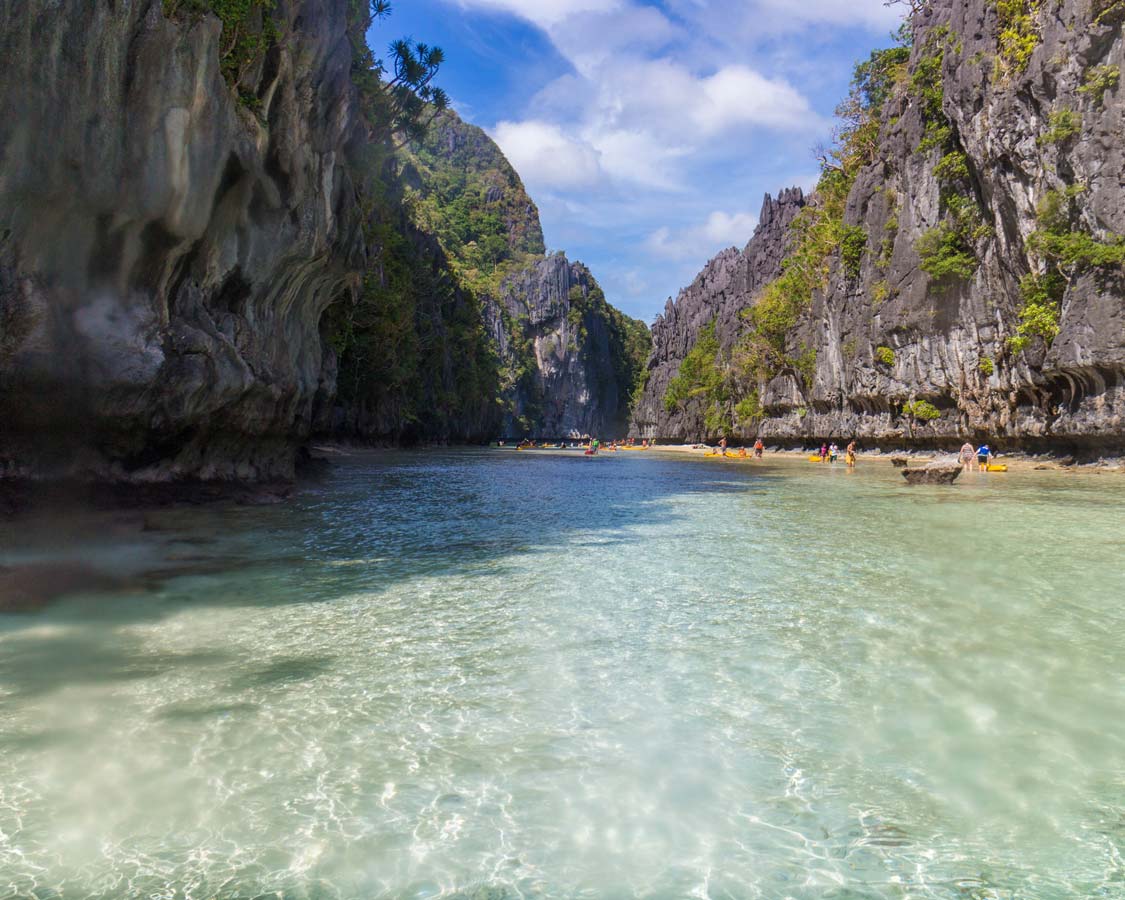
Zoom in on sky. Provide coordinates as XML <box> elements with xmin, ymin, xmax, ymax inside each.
<box><xmin>373</xmin><ymin>0</ymin><xmax>906</xmax><ymax>323</ymax></box>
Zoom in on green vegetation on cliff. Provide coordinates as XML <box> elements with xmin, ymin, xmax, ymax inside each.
<box><xmin>163</xmin><ymin>0</ymin><xmax>278</xmax><ymax>91</ymax></box>
<box><xmin>993</xmin><ymin>0</ymin><xmax>1045</xmax><ymax>77</ymax></box>
<box><xmin>1010</xmin><ymin>186</ymin><xmax>1125</xmax><ymax>352</ymax></box>
<box><xmin>400</xmin><ymin>111</ymin><xmax>545</xmax><ymax>295</ymax></box>
<box><xmin>663</xmin><ymin>321</ymin><xmax>730</xmax><ymax>435</ymax></box>
<box><xmin>319</xmin><ymin>4</ymin><xmax>498</xmax><ymax>441</ymax></box>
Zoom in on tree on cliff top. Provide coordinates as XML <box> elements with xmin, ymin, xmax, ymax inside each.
<box><xmin>348</xmin><ymin>1</ymin><xmax>449</xmax><ymax>147</ymax></box>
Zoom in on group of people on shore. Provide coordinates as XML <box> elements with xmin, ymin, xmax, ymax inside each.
<box><xmin>817</xmin><ymin>441</ymin><xmax>858</xmax><ymax>467</ymax></box>
<box><xmin>508</xmin><ymin>436</ymin><xmax>1001</xmax><ymax>471</ymax></box>
<box><xmin>717</xmin><ymin>437</ymin><xmax>766</xmax><ymax>459</ymax></box>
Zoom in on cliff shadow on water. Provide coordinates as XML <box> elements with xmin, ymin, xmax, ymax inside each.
<box><xmin>0</xmin><ymin>450</ymin><xmax>770</xmax><ymax>632</ymax></box>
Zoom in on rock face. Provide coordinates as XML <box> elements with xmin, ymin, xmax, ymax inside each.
<box><xmin>485</xmin><ymin>255</ymin><xmax>645</xmax><ymax>439</ymax></box>
<box><xmin>632</xmin><ymin>0</ymin><xmax>1125</xmax><ymax>453</ymax></box>
<box><xmin>393</xmin><ymin>109</ymin><xmax>649</xmax><ymax>441</ymax></box>
<box><xmin>0</xmin><ymin>0</ymin><xmax>363</xmax><ymax>481</ymax></box>
<box><xmin>631</xmin><ymin>190</ymin><xmax>806</xmax><ymax>441</ymax></box>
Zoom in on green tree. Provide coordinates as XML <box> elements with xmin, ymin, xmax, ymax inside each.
<box><xmin>348</xmin><ymin>2</ymin><xmax>449</xmax><ymax>146</ymax></box>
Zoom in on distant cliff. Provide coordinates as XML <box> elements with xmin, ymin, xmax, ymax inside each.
<box><xmin>486</xmin><ymin>255</ymin><xmax>650</xmax><ymax>439</ymax></box>
<box><xmin>633</xmin><ymin>0</ymin><xmax>1125</xmax><ymax>453</ymax></box>
<box><xmin>631</xmin><ymin>190</ymin><xmax>805</xmax><ymax>441</ymax></box>
<box><xmin>367</xmin><ymin>109</ymin><xmax>650</xmax><ymax>441</ymax></box>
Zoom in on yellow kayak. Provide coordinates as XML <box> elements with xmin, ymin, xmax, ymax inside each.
<box><xmin>808</xmin><ymin>455</ymin><xmax>823</xmax><ymax>463</ymax></box>
<box><xmin>987</xmin><ymin>464</ymin><xmax>1009</xmax><ymax>472</ymax></box>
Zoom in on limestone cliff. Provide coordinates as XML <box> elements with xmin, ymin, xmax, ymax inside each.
<box><xmin>0</xmin><ymin>0</ymin><xmax>364</xmax><ymax>481</ymax></box>
<box><xmin>633</xmin><ymin>0</ymin><xmax>1125</xmax><ymax>453</ymax></box>
<box><xmin>486</xmin><ymin>255</ymin><xmax>649</xmax><ymax>439</ymax></box>
<box><xmin>631</xmin><ymin>190</ymin><xmax>805</xmax><ymax>441</ymax></box>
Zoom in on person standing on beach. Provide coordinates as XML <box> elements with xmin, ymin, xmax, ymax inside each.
<box><xmin>829</xmin><ymin>442</ymin><xmax>839</xmax><ymax>464</ymax></box>
<box><xmin>959</xmin><ymin>441</ymin><xmax>975</xmax><ymax>471</ymax></box>
<box><xmin>754</xmin><ymin>438</ymin><xmax>764</xmax><ymax>459</ymax></box>
<box><xmin>820</xmin><ymin>443</ymin><xmax>828</xmax><ymax>462</ymax></box>
<box><xmin>846</xmin><ymin>441</ymin><xmax>857</xmax><ymax>467</ymax></box>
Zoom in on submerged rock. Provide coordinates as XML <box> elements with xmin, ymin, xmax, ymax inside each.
<box><xmin>902</xmin><ymin>462</ymin><xmax>964</xmax><ymax>485</ymax></box>
<box><xmin>0</xmin><ymin>562</ymin><xmax>125</xmax><ymax>613</ymax></box>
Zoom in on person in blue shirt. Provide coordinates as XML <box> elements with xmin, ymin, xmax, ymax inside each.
<box><xmin>976</xmin><ymin>442</ymin><xmax>992</xmax><ymax>471</ymax></box>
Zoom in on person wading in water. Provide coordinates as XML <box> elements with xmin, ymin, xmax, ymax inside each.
<box><xmin>959</xmin><ymin>441</ymin><xmax>975</xmax><ymax>471</ymax></box>
<box><xmin>976</xmin><ymin>441</ymin><xmax>992</xmax><ymax>471</ymax></box>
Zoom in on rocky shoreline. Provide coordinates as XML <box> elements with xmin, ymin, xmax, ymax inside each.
<box><xmin>640</xmin><ymin>443</ymin><xmax>1125</xmax><ymax>473</ymax></box>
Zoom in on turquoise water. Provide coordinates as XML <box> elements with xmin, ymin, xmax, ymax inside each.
<box><xmin>1</xmin><ymin>450</ymin><xmax>1123</xmax><ymax>899</ymax></box>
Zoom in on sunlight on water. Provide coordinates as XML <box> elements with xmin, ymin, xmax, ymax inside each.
<box><xmin>1</xmin><ymin>450</ymin><xmax>1124</xmax><ymax>899</ymax></box>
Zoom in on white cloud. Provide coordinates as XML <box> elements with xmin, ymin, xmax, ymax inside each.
<box><xmin>698</xmin><ymin>66</ymin><xmax>815</xmax><ymax>132</ymax></box>
<box><xmin>547</xmin><ymin>5</ymin><xmax>679</xmax><ymax>70</ymax></box>
<box><xmin>590</xmin><ymin>128</ymin><xmax>687</xmax><ymax>191</ymax></box>
<box><xmin>754</xmin><ymin>0</ymin><xmax>900</xmax><ymax>31</ymax></box>
<box><xmin>453</xmin><ymin>0</ymin><xmax>619</xmax><ymax>28</ymax></box>
<box><xmin>497</xmin><ymin>58</ymin><xmax>815</xmax><ymax>196</ymax></box>
<box><xmin>662</xmin><ymin>0</ymin><xmax>901</xmax><ymax>40</ymax></box>
<box><xmin>492</xmin><ymin>120</ymin><xmax>604</xmax><ymax>190</ymax></box>
<box><xmin>645</xmin><ymin>210</ymin><xmax>759</xmax><ymax>261</ymax></box>
<box><xmin>702</xmin><ymin>210</ymin><xmax>759</xmax><ymax>244</ymax></box>
<box><xmin>436</xmin><ymin>0</ymin><xmax>907</xmax><ymax>320</ymax></box>
<box><xmin>464</xmin><ymin>0</ymin><xmax>822</xmax><ymax>202</ymax></box>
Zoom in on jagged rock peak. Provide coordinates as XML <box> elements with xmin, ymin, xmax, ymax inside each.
<box><xmin>756</xmin><ymin>187</ymin><xmax>806</xmax><ymax>235</ymax></box>
<box><xmin>630</xmin><ymin>187</ymin><xmax>805</xmax><ymax>441</ymax></box>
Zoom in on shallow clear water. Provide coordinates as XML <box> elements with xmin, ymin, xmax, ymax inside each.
<box><xmin>1</xmin><ymin>450</ymin><xmax>1124</xmax><ymax>899</ymax></box>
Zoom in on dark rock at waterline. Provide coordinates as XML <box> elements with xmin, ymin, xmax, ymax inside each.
<box><xmin>902</xmin><ymin>463</ymin><xmax>963</xmax><ymax>485</ymax></box>
<box><xmin>1058</xmin><ymin>456</ymin><xmax>1077</xmax><ymax>468</ymax></box>
<box><xmin>891</xmin><ymin>457</ymin><xmax>910</xmax><ymax>468</ymax></box>
<box><xmin>1</xmin><ymin>478</ymin><xmax>295</xmax><ymax>515</ymax></box>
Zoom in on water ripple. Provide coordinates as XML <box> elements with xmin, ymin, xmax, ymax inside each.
<box><xmin>0</xmin><ymin>451</ymin><xmax>1123</xmax><ymax>898</ymax></box>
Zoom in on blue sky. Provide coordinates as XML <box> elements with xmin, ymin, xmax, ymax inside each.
<box><xmin>373</xmin><ymin>0</ymin><xmax>906</xmax><ymax>323</ymax></box>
